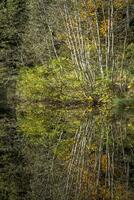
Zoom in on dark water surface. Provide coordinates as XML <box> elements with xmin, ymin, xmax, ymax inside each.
<box><xmin>0</xmin><ymin>103</ymin><xmax>134</xmax><ymax>200</ymax></box>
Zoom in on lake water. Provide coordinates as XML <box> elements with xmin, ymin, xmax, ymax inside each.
<box><xmin>0</xmin><ymin>103</ymin><xmax>134</xmax><ymax>200</ymax></box>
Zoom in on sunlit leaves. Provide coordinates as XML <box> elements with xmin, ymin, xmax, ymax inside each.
<box><xmin>16</xmin><ymin>57</ymin><xmax>86</xmax><ymax>101</ymax></box>
<box><xmin>16</xmin><ymin>66</ymin><xmax>46</xmax><ymax>100</ymax></box>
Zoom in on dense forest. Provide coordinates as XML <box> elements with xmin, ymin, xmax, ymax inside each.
<box><xmin>0</xmin><ymin>1</ymin><xmax>134</xmax><ymax>200</ymax></box>
<box><xmin>0</xmin><ymin>0</ymin><xmax>134</xmax><ymax>108</ymax></box>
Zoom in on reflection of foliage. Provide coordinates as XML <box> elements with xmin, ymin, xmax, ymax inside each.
<box><xmin>17</xmin><ymin>104</ymin><xmax>46</xmax><ymax>144</ymax></box>
<box><xmin>53</xmin><ymin>139</ymin><xmax>74</xmax><ymax>161</ymax></box>
<box><xmin>16</xmin><ymin>103</ymin><xmax>83</xmax><ymax>145</ymax></box>
<box><xmin>1</xmin><ymin>104</ymin><xmax>134</xmax><ymax>200</ymax></box>
<box><xmin>17</xmin><ymin>104</ymin><xmax>134</xmax><ymax>199</ymax></box>
<box><xmin>0</xmin><ymin>118</ymin><xmax>31</xmax><ymax>200</ymax></box>
<box><xmin>49</xmin><ymin>110</ymin><xmax>134</xmax><ymax>200</ymax></box>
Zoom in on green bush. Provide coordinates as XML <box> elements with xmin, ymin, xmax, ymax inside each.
<box><xmin>16</xmin><ymin>58</ymin><xmax>85</xmax><ymax>101</ymax></box>
<box><xmin>16</xmin><ymin>66</ymin><xmax>47</xmax><ymax>100</ymax></box>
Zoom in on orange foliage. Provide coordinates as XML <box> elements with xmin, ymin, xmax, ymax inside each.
<box><xmin>100</xmin><ymin>19</ymin><xmax>108</xmax><ymax>36</ymax></box>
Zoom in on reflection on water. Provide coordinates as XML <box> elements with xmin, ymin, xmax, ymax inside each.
<box><xmin>0</xmin><ymin>104</ymin><xmax>134</xmax><ymax>200</ymax></box>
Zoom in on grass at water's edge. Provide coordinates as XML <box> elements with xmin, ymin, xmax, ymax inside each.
<box><xmin>2</xmin><ymin>95</ymin><xmax>134</xmax><ymax>111</ymax></box>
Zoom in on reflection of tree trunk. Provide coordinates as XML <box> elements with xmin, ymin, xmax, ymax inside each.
<box><xmin>65</xmin><ymin>111</ymin><xmax>133</xmax><ymax>200</ymax></box>
<box><xmin>0</xmin><ymin>113</ymin><xmax>31</xmax><ymax>199</ymax></box>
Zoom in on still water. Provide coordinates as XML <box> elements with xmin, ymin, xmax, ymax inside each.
<box><xmin>0</xmin><ymin>103</ymin><xmax>134</xmax><ymax>200</ymax></box>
